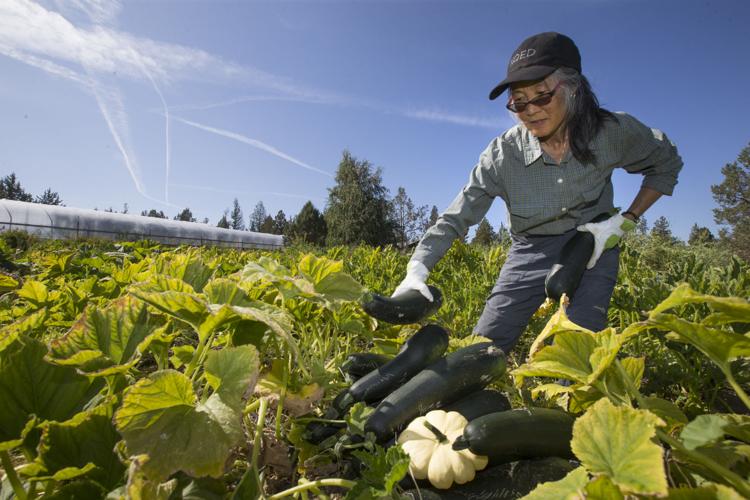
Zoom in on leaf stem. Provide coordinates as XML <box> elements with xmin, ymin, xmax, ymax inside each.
<box><xmin>251</xmin><ymin>397</ymin><xmax>268</xmax><ymax>498</ymax></box>
<box><xmin>656</xmin><ymin>428</ymin><xmax>750</xmax><ymax>498</ymax></box>
<box><xmin>723</xmin><ymin>370</ymin><xmax>750</xmax><ymax>412</ymax></box>
<box><xmin>614</xmin><ymin>360</ymin><xmax>750</xmax><ymax>497</ymax></box>
<box><xmin>267</xmin><ymin>478</ymin><xmax>356</xmax><ymax>499</ymax></box>
<box><xmin>0</xmin><ymin>450</ymin><xmax>28</xmax><ymax>500</ymax></box>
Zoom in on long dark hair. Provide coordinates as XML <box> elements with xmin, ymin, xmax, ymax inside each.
<box><xmin>547</xmin><ymin>68</ymin><xmax>617</xmax><ymax>164</ymax></box>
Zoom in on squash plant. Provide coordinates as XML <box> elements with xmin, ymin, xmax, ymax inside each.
<box><xmin>514</xmin><ymin>285</ymin><xmax>750</xmax><ymax>498</ymax></box>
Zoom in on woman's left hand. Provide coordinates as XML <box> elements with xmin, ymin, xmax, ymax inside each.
<box><xmin>577</xmin><ymin>214</ymin><xmax>636</xmax><ymax>269</ymax></box>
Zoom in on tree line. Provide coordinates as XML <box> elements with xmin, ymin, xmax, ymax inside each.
<box><xmin>1</xmin><ymin>140</ymin><xmax>748</xmax><ymax>259</ymax></box>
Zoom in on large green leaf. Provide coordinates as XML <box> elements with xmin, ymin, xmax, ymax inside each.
<box><xmin>17</xmin><ymin>280</ymin><xmax>50</xmax><ymax>307</ymax></box>
<box><xmin>0</xmin><ymin>337</ymin><xmax>95</xmax><ymax>451</ymax></box>
<box><xmin>681</xmin><ymin>414</ymin><xmax>750</xmax><ymax>450</ymax></box>
<box><xmin>513</xmin><ymin>331</ymin><xmax>598</xmax><ymax>384</ymax></box>
<box><xmin>124</xmin><ymin>455</ymin><xmax>178</xmax><ymax>500</ymax></box>
<box><xmin>115</xmin><ymin>361</ymin><xmax>254</xmax><ymax>481</ymax></box>
<box><xmin>0</xmin><ymin>272</ymin><xmax>19</xmax><ymax>292</ymax></box>
<box><xmin>297</xmin><ymin>254</ymin><xmax>364</xmax><ymax>302</ymax></box>
<box><xmin>648</xmin><ymin>313</ymin><xmax>750</xmax><ymax>373</ymax></box>
<box><xmin>666</xmin><ymin>483</ymin><xmax>744</xmax><ymax>499</ymax></box>
<box><xmin>0</xmin><ymin>309</ymin><xmax>47</xmax><ymax>352</ymax></box>
<box><xmin>520</xmin><ymin>466</ymin><xmax>589</xmax><ymax>500</ymax></box>
<box><xmin>47</xmin><ymin>296</ymin><xmax>159</xmax><ymax>376</ymax></box>
<box><xmin>153</xmin><ymin>253</ymin><xmax>214</xmax><ymax>293</ymax></box>
<box><xmin>203</xmin><ymin>279</ymin><xmax>253</xmax><ymax>307</ymax></box>
<box><xmin>22</xmin><ymin>401</ymin><xmax>125</xmax><ymax>489</ymax></box>
<box><xmin>211</xmin><ymin>303</ymin><xmax>302</xmax><ymax>364</ymax></box>
<box><xmin>203</xmin><ymin>345</ymin><xmax>259</xmax><ymax>406</ymax></box>
<box><xmin>650</xmin><ymin>283</ymin><xmax>750</xmax><ymax>322</ymax></box>
<box><xmin>571</xmin><ymin>398</ymin><xmax>667</xmax><ymax>496</ymax></box>
<box><xmin>131</xmin><ymin>290</ymin><xmax>209</xmax><ymax>332</ymax></box>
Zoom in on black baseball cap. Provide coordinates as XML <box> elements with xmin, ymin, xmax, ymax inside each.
<box><xmin>489</xmin><ymin>32</ymin><xmax>581</xmax><ymax>100</ymax></box>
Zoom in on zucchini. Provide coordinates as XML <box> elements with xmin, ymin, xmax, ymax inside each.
<box><xmin>341</xmin><ymin>352</ymin><xmax>393</xmax><ymax>381</ymax></box>
<box><xmin>361</xmin><ymin>286</ymin><xmax>443</xmax><ymax>324</ymax></box>
<box><xmin>440</xmin><ymin>389</ymin><xmax>511</xmax><ymax>421</ymax></box>
<box><xmin>303</xmin><ymin>389</ymin><xmax>353</xmax><ymax>444</ymax></box>
<box><xmin>364</xmin><ymin>342</ymin><xmax>506</xmax><ymax>442</ymax></box>
<box><xmin>452</xmin><ymin>408</ymin><xmax>575</xmax><ymax>464</ymax></box>
<box><xmin>545</xmin><ymin>212</ymin><xmax>611</xmax><ymax>300</ymax></box>
<box><xmin>349</xmin><ymin>324</ymin><xmax>449</xmax><ymax>403</ymax></box>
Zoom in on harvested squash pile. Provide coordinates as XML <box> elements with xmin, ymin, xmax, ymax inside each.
<box><xmin>306</xmin><ymin>286</ymin><xmax>579</xmax><ymax>494</ymax></box>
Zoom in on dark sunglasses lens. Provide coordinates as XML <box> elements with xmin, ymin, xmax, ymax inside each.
<box><xmin>507</xmin><ymin>92</ymin><xmax>552</xmax><ymax>113</ymax></box>
<box><xmin>531</xmin><ymin>94</ymin><xmax>553</xmax><ymax>107</ymax></box>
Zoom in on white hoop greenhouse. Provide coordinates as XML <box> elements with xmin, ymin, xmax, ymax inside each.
<box><xmin>0</xmin><ymin>200</ymin><xmax>283</xmax><ymax>250</ymax></box>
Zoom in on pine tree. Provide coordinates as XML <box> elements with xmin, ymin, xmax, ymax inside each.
<box><xmin>141</xmin><ymin>209</ymin><xmax>166</xmax><ymax>219</ymax></box>
<box><xmin>217</xmin><ymin>210</ymin><xmax>230</xmax><ymax>229</ymax></box>
<box><xmin>472</xmin><ymin>217</ymin><xmax>496</xmax><ymax>246</ymax></box>
<box><xmin>636</xmin><ymin>216</ymin><xmax>649</xmax><ymax>235</ymax></box>
<box><xmin>259</xmin><ymin>215</ymin><xmax>275</xmax><ymax>234</ymax></box>
<box><xmin>35</xmin><ymin>188</ymin><xmax>63</xmax><ymax>205</ymax></box>
<box><xmin>428</xmin><ymin>206</ymin><xmax>439</xmax><ymax>229</ymax></box>
<box><xmin>272</xmin><ymin>210</ymin><xmax>288</xmax><ymax>235</ymax></box>
<box><xmin>711</xmin><ymin>141</ymin><xmax>750</xmax><ymax>259</ymax></box>
<box><xmin>497</xmin><ymin>222</ymin><xmax>511</xmax><ymax>246</ymax></box>
<box><xmin>0</xmin><ymin>173</ymin><xmax>33</xmax><ymax>202</ymax></box>
<box><xmin>248</xmin><ymin>202</ymin><xmax>267</xmax><ymax>232</ymax></box>
<box><xmin>392</xmin><ymin>187</ymin><xmax>428</xmax><ymax>248</ymax></box>
<box><xmin>651</xmin><ymin>216</ymin><xmax>673</xmax><ymax>241</ymax></box>
<box><xmin>688</xmin><ymin>223</ymin><xmax>715</xmax><ymax>245</ymax></box>
<box><xmin>288</xmin><ymin>201</ymin><xmax>327</xmax><ymax>245</ymax></box>
<box><xmin>174</xmin><ymin>208</ymin><xmax>196</xmax><ymax>222</ymax></box>
<box><xmin>230</xmin><ymin>198</ymin><xmax>245</xmax><ymax>230</ymax></box>
<box><xmin>325</xmin><ymin>150</ymin><xmax>394</xmax><ymax>246</ymax></box>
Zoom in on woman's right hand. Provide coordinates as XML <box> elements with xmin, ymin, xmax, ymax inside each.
<box><xmin>392</xmin><ymin>260</ymin><xmax>433</xmax><ymax>302</ymax></box>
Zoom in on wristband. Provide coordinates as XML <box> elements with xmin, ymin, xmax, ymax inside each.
<box><xmin>622</xmin><ymin>210</ymin><xmax>640</xmax><ymax>222</ymax></box>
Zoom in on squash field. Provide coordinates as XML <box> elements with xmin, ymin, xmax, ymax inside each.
<box><xmin>0</xmin><ymin>234</ymin><xmax>748</xmax><ymax>499</ymax></box>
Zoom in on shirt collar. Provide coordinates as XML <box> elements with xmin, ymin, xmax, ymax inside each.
<box><xmin>519</xmin><ymin>125</ymin><xmax>543</xmax><ymax>167</ymax></box>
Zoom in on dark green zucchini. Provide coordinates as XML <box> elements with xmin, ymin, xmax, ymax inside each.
<box><xmin>545</xmin><ymin>212</ymin><xmax>612</xmax><ymax>300</ymax></box>
<box><xmin>303</xmin><ymin>389</ymin><xmax>353</xmax><ymax>444</ymax></box>
<box><xmin>452</xmin><ymin>408</ymin><xmax>575</xmax><ymax>464</ymax></box>
<box><xmin>361</xmin><ymin>286</ymin><xmax>443</xmax><ymax>324</ymax></box>
<box><xmin>341</xmin><ymin>352</ymin><xmax>394</xmax><ymax>381</ymax></box>
<box><xmin>440</xmin><ymin>389</ymin><xmax>511</xmax><ymax>421</ymax></box>
<box><xmin>364</xmin><ymin>342</ymin><xmax>506</xmax><ymax>442</ymax></box>
<box><xmin>349</xmin><ymin>324</ymin><xmax>449</xmax><ymax>403</ymax></box>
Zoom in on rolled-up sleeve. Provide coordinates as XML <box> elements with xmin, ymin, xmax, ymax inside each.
<box><xmin>617</xmin><ymin>113</ymin><xmax>683</xmax><ymax>195</ymax></box>
<box><xmin>410</xmin><ymin>141</ymin><xmax>506</xmax><ymax>271</ymax></box>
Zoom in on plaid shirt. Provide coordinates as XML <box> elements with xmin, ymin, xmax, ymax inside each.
<box><xmin>412</xmin><ymin>112</ymin><xmax>683</xmax><ymax>271</ymax></box>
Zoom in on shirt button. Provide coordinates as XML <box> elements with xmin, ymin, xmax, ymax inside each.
<box><xmin>561</xmin><ymin>207</ymin><xmax>567</xmax><ymax>212</ymax></box>
<box><xmin>557</xmin><ymin>178</ymin><xmax>563</xmax><ymax>184</ymax></box>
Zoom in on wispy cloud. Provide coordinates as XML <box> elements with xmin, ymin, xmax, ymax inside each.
<box><xmin>172</xmin><ymin>116</ymin><xmax>333</xmax><ymax>178</ymax></box>
<box><xmin>169</xmin><ymin>93</ymin><xmax>507</xmax><ymax>131</ymax></box>
<box><xmin>399</xmin><ymin>107</ymin><xmax>510</xmax><ymax>130</ymax></box>
<box><xmin>0</xmin><ymin>0</ymin><xmax>300</xmax><ymax>90</ymax></box>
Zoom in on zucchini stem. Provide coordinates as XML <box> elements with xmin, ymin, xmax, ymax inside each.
<box><xmin>267</xmin><ymin>478</ymin><xmax>356</xmax><ymax>499</ymax></box>
<box><xmin>423</xmin><ymin>421</ymin><xmax>448</xmax><ymax>443</ymax></box>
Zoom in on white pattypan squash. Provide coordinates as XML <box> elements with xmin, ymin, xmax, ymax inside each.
<box><xmin>397</xmin><ymin>409</ymin><xmax>488</xmax><ymax>489</ymax></box>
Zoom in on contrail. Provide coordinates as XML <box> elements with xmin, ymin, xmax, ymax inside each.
<box><xmin>172</xmin><ymin>116</ymin><xmax>333</xmax><ymax>178</ymax></box>
<box><xmin>130</xmin><ymin>47</ymin><xmax>171</xmax><ymax>202</ymax></box>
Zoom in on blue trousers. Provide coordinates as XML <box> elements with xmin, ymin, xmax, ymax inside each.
<box><xmin>473</xmin><ymin>229</ymin><xmax>619</xmax><ymax>353</ymax></box>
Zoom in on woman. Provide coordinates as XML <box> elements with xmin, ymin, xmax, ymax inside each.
<box><xmin>393</xmin><ymin>32</ymin><xmax>682</xmax><ymax>354</ymax></box>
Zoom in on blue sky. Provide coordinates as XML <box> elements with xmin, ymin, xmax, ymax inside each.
<box><xmin>1</xmin><ymin>0</ymin><xmax>748</xmax><ymax>240</ymax></box>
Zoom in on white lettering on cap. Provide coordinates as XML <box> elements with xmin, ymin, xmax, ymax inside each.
<box><xmin>510</xmin><ymin>47</ymin><xmax>537</xmax><ymax>65</ymax></box>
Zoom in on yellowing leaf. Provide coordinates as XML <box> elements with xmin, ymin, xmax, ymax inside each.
<box><xmin>650</xmin><ymin>283</ymin><xmax>750</xmax><ymax>321</ymax></box>
<box><xmin>571</xmin><ymin>398</ymin><xmax>667</xmax><ymax>496</ymax></box>
<box><xmin>520</xmin><ymin>466</ymin><xmax>588</xmax><ymax>500</ymax></box>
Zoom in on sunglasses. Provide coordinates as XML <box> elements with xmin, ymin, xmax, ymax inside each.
<box><xmin>506</xmin><ymin>82</ymin><xmax>563</xmax><ymax>113</ymax></box>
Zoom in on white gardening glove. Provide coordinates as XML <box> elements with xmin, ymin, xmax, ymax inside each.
<box><xmin>392</xmin><ymin>260</ymin><xmax>433</xmax><ymax>301</ymax></box>
<box><xmin>577</xmin><ymin>214</ymin><xmax>636</xmax><ymax>269</ymax></box>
